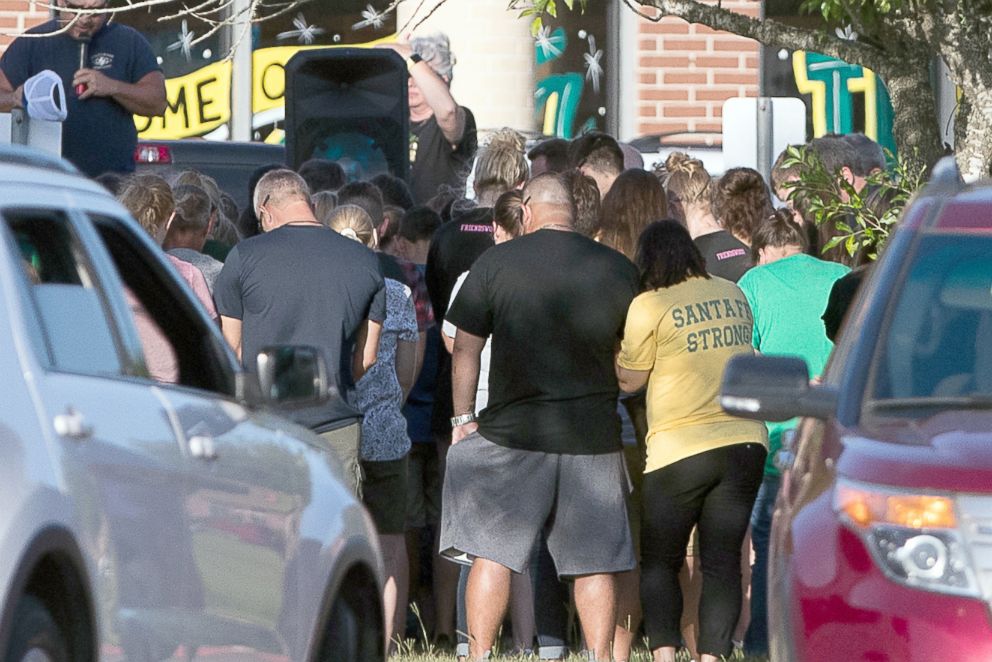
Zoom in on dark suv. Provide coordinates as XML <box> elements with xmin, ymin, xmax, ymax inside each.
<box><xmin>135</xmin><ymin>139</ymin><xmax>285</xmax><ymax>210</ymax></box>
<box><xmin>721</xmin><ymin>159</ymin><xmax>992</xmax><ymax>661</ymax></box>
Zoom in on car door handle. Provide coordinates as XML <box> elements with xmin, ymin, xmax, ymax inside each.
<box><xmin>189</xmin><ymin>435</ymin><xmax>218</xmax><ymax>461</ymax></box>
<box><xmin>53</xmin><ymin>407</ymin><xmax>93</xmax><ymax>440</ymax></box>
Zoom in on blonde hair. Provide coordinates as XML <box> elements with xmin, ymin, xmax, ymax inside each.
<box><xmin>664</xmin><ymin>152</ymin><xmax>711</xmax><ymax>207</ymax></box>
<box><xmin>474</xmin><ymin>128</ymin><xmax>528</xmax><ymax>202</ymax></box>
<box><xmin>326</xmin><ymin>204</ymin><xmax>376</xmax><ymax>247</ymax></box>
<box><xmin>118</xmin><ymin>174</ymin><xmax>175</xmax><ymax>237</ymax></box>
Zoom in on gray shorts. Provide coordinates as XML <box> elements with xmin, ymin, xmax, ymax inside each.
<box><xmin>439</xmin><ymin>431</ymin><xmax>636</xmax><ymax>577</ymax></box>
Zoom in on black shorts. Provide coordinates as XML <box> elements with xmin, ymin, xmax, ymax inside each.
<box><xmin>361</xmin><ymin>456</ymin><xmax>409</xmax><ymax>535</ymax></box>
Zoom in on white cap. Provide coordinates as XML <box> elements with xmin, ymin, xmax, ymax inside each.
<box><xmin>23</xmin><ymin>70</ymin><xmax>67</xmax><ymax>122</ymax></box>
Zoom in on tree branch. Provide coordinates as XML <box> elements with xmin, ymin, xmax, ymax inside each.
<box><xmin>636</xmin><ymin>0</ymin><xmax>890</xmax><ymax>72</ymax></box>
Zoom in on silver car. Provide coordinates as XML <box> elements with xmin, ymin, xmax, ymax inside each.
<box><xmin>0</xmin><ymin>146</ymin><xmax>384</xmax><ymax>662</ymax></box>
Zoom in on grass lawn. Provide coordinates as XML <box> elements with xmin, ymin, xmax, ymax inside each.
<box><xmin>391</xmin><ymin>644</ymin><xmax>769</xmax><ymax>661</ymax></box>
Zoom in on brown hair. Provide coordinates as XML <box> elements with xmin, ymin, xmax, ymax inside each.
<box><xmin>474</xmin><ymin>128</ymin><xmax>528</xmax><ymax>201</ymax></box>
<box><xmin>312</xmin><ymin>190</ymin><xmax>339</xmax><ymax>225</ymax></box>
<box><xmin>170</xmin><ymin>185</ymin><xmax>212</xmax><ymax>233</ymax></box>
<box><xmin>770</xmin><ymin>146</ymin><xmax>802</xmax><ymax>194</ymax></box>
<box><xmin>664</xmin><ymin>151</ymin><xmax>711</xmax><ymax>207</ymax></box>
<box><xmin>750</xmin><ymin>208</ymin><xmax>809</xmax><ymax>261</ymax></box>
<box><xmin>492</xmin><ymin>189</ymin><xmax>524</xmax><ymax>238</ymax></box>
<box><xmin>598</xmin><ymin>168</ymin><xmax>668</xmax><ymax>260</ymax></box>
<box><xmin>118</xmin><ymin>174</ymin><xmax>174</xmax><ymax>237</ymax></box>
<box><xmin>568</xmin><ymin>132</ymin><xmax>624</xmax><ymax>177</ymax></box>
<box><xmin>710</xmin><ymin>167</ymin><xmax>774</xmax><ymax>245</ymax></box>
<box><xmin>559</xmin><ymin>169</ymin><xmax>601</xmax><ymax>238</ymax></box>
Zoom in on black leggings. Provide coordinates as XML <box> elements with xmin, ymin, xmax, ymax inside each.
<box><xmin>640</xmin><ymin>442</ymin><xmax>766</xmax><ymax>658</ymax></box>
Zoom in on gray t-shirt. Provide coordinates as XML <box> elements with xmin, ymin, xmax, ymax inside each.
<box><xmin>167</xmin><ymin>247</ymin><xmax>223</xmax><ymax>293</ymax></box>
<box><xmin>214</xmin><ymin>225</ymin><xmax>387</xmax><ymax>431</ymax></box>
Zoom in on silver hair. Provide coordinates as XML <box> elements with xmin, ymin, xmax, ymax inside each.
<box><xmin>410</xmin><ymin>32</ymin><xmax>456</xmax><ymax>80</ymax></box>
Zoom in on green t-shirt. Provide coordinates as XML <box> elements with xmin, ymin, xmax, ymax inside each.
<box><xmin>738</xmin><ymin>253</ymin><xmax>850</xmax><ymax>475</ymax></box>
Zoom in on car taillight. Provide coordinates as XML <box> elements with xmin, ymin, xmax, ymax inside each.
<box><xmin>834</xmin><ymin>478</ymin><xmax>980</xmax><ymax>597</ymax></box>
<box><xmin>134</xmin><ymin>144</ymin><xmax>172</xmax><ymax>164</ymax></box>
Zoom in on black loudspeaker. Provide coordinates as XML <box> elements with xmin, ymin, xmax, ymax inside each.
<box><xmin>285</xmin><ymin>48</ymin><xmax>409</xmax><ymax>182</ymax></box>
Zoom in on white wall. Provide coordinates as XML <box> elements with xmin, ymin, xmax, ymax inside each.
<box><xmin>397</xmin><ymin>0</ymin><xmax>537</xmax><ymax>133</ymax></box>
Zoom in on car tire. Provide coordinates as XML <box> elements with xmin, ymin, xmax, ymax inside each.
<box><xmin>319</xmin><ymin>594</ymin><xmax>381</xmax><ymax>662</ymax></box>
<box><xmin>5</xmin><ymin>594</ymin><xmax>69</xmax><ymax>662</ymax></box>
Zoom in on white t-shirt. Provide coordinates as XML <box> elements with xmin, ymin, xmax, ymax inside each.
<box><xmin>442</xmin><ymin>270</ymin><xmax>491</xmax><ymax>412</ymax></box>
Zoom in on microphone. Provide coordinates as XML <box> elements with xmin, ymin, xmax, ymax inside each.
<box><xmin>75</xmin><ymin>39</ymin><xmax>89</xmax><ymax>96</ymax></box>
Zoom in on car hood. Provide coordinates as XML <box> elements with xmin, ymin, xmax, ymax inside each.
<box><xmin>837</xmin><ymin>411</ymin><xmax>992</xmax><ymax>493</ymax></box>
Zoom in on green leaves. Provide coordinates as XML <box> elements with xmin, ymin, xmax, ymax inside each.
<box><xmin>798</xmin><ymin>0</ymin><xmax>906</xmax><ymax>33</ymax></box>
<box><xmin>510</xmin><ymin>0</ymin><xmax>586</xmax><ymax>34</ymax></box>
<box><xmin>781</xmin><ymin>144</ymin><xmax>926</xmax><ymax>260</ymax></box>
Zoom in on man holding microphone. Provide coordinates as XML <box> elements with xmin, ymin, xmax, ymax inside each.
<box><xmin>0</xmin><ymin>0</ymin><xmax>166</xmax><ymax>177</ymax></box>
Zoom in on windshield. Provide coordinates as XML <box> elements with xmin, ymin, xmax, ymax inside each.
<box><xmin>868</xmin><ymin>234</ymin><xmax>992</xmax><ymax>412</ymax></box>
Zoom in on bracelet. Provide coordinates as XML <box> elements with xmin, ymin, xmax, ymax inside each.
<box><xmin>450</xmin><ymin>413</ymin><xmax>476</xmax><ymax>427</ymax></box>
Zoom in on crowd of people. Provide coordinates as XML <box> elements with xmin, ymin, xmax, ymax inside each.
<box><xmin>83</xmin><ymin>123</ymin><xmax>882</xmax><ymax>662</ymax></box>
<box><xmin>0</xmin><ymin>7</ymin><xmax>890</xmax><ymax>657</ymax></box>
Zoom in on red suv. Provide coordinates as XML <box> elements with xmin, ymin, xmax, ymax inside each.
<box><xmin>721</xmin><ymin>159</ymin><xmax>992</xmax><ymax>661</ymax></box>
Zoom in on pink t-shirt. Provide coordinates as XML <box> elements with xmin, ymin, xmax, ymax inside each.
<box><xmin>128</xmin><ymin>256</ymin><xmax>219</xmax><ymax>383</ymax></box>
<box><xmin>167</xmin><ymin>254</ymin><xmax>218</xmax><ymax>320</ymax></box>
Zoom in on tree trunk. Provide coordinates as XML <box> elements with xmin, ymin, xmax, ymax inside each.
<box><xmin>953</xmin><ymin>82</ymin><xmax>992</xmax><ymax>181</ymax></box>
<box><xmin>879</xmin><ymin>62</ymin><xmax>945</xmax><ymax>170</ymax></box>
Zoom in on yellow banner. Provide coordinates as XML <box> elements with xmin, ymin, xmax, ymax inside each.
<box><xmin>135</xmin><ymin>59</ymin><xmax>232</xmax><ymax>139</ymax></box>
<box><xmin>136</xmin><ymin>38</ymin><xmax>394</xmax><ymax>140</ymax></box>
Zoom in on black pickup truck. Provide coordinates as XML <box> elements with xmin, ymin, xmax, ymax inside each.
<box><xmin>135</xmin><ymin>139</ymin><xmax>286</xmax><ymax>211</ymax></box>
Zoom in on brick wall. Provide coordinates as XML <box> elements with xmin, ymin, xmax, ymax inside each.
<box><xmin>0</xmin><ymin>1</ymin><xmax>48</xmax><ymax>52</ymax></box>
<box><xmin>635</xmin><ymin>1</ymin><xmax>759</xmax><ymax>136</ymax></box>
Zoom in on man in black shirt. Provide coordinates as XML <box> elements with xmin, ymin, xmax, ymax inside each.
<box><xmin>382</xmin><ymin>33</ymin><xmax>477</xmax><ymax>205</ymax></box>
<box><xmin>440</xmin><ymin>173</ymin><xmax>638</xmax><ymax>661</ymax></box>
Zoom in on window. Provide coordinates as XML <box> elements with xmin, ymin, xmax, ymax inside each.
<box><xmin>869</xmin><ymin>234</ymin><xmax>992</xmax><ymax>407</ymax></box>
<box><xmin>90</xmin><ymin>215</ymin><xmax>235</xmax><ymax>396</ymax></box>
<box><xmin>4</xmin><ymin>210</ymin><xmax>126</xmax><ymax>376</ymax></box>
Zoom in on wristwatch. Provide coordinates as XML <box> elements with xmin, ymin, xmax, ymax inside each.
<box><xmin>450</xmin><ymin>413</ymin><xmax>476</xmax><ymax>427</ymax></box>
<box><xmin>408</xmin><ymin>53</ymin><xmax>423</xmax><ymax>71</ymax></box>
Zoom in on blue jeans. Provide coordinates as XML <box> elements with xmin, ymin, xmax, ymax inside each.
<box><xmin>744</xmin><ymin>472</ymin><xmax>781</xmax><ymax>656</ymax></box>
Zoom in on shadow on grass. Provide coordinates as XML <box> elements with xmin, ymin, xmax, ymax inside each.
<box><xmin>391</xmin><ymin>650</ymin><xmax>770</xmax><ymax>661</ymax></box>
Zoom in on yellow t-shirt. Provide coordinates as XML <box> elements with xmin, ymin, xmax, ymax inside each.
<box><xmin>618</xmin><ymin>276</ymin><xmax>768</xmax><ymax>473</ymax></box>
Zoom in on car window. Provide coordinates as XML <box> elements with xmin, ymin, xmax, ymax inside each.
<box><xmin>868</xmin><ymin>234</ymin><xmax>992</xmax><ymax>410</ymax></box>
<box><xmin>3</xmin><ymin>209</ymin><xmax>125</xmax><ymax>375</ymax></box>
<box><xmin>89</xmin><ymin>214</ymin><xmax>236</xmax><ymax>396</ymax></box>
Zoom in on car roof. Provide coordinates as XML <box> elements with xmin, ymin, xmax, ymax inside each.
<box><xmin>0</xmin><ymin>145</ymin><xmax>108</xmax><ymax>198</ymax></box>
<box><xmin>900</xmin><ymin>159</ymin><xmax>992</xmax><ymax>233</ymax></box>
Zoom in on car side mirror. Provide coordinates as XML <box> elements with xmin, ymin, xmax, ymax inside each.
<box><xmin>255</xmin><ymin>345</ymin><xmax>329</xmax><ymax>407</ymax></box>
<box><xmin>720</xmin><ymin>354</ymin><xmax>838</xmax><ymax>421</ymax></box>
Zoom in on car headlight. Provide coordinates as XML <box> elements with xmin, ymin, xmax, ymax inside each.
<box><xmin>834</xmin><ymin>479</ymin><xmax>981</xmax><ymax>598</ymax></box>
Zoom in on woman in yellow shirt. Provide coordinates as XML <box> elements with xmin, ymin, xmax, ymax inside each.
<box><xmin>616</xmin><ymin>219</ymin><xmax>768</xmax><ymax>662</ymax></box>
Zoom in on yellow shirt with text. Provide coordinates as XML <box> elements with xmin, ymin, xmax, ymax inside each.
<box><xmin>618</xmin><ymin>276</ymin><xmax>768</xmax><ymax>473</ymax></box>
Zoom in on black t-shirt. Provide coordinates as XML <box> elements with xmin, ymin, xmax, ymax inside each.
<box><xmin>409</xmin><ymin>107</ymin><xmax>478</xmax><ymax>204</ymax></box>
<box><xmin>694</xmin><ymin>230</ymin><xmax>752</xmax><ymax>282</ymax></box>
<box><xmin>425</xmin><ymin>207</ymin><xmax>495</xmax><ymax>433</ymax></box>
<box><xmin>0</xmin><ymin>21</ymin><xmax>160</xmax><ymax>177</ymax></box>
<box><xmin>822</xmin><ymin>264</ymin><xmax>870</xmax><ymax>341</ymax></box>
<box><xmin>214</xmin><ymin>225</ymin><xmax>387</xmax><ymax>432</ymax></box>
<box><xmin>446</xmin><ymin>229</ymin><xmax>639</xmax><ymax>454</ymax></box>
